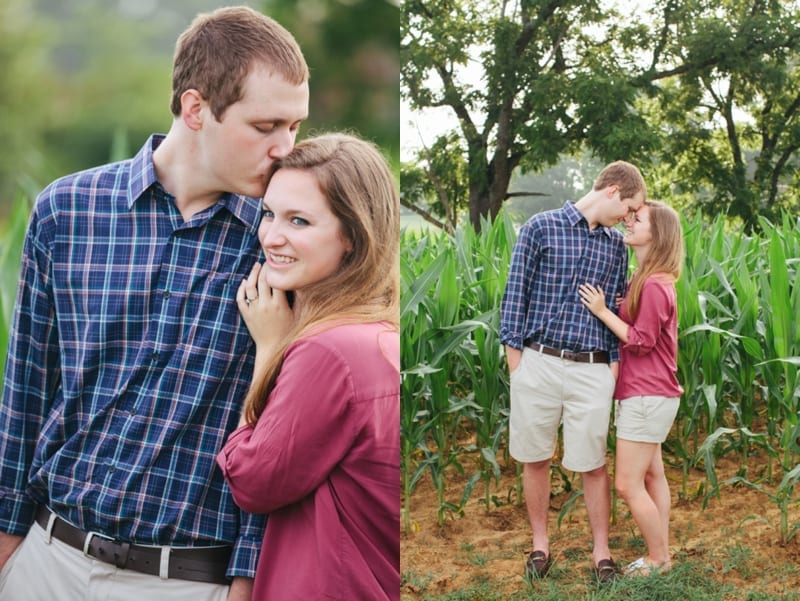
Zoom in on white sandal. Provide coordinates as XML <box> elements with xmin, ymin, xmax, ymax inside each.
<box><xmin>624</xmin><ymin>557</ymin><xmax>672</xmax><ymax>576</ymax></box>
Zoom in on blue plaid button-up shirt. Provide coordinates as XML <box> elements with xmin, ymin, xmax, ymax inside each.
<box><xmin>0</xmin><ymin>135</ymin><xmax>265</xmax><ymax>577</ymax></box>
<box><xmin>500</xmin><ymin>201</ymin><xmax>627</xmax><ymax>362</ymax></box>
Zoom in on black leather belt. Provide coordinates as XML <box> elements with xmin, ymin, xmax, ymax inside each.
<box><xmin>525</xmin><ymin>341</ymin><xmax>609</xmax><ymax>364</ymax></box>
<box><xmin>35</xmin><ymin>506</ymin><xmax>231</xmax><ymax>585</ymax></box>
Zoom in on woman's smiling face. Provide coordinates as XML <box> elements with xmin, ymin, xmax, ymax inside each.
<box><xmin>258</xmin><ymin>168</ymin><xmax>352</xmax><ymax>294</ymax></box>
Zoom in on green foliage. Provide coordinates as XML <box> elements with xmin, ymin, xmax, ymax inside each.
<box><xmin>400</xmin><ymin>213</ymin><xmax>514</xmax><ymax>529</ymax></box>
<box><xmin>264</xmin><ymin>0</ymin><xmax>399</xmax><ymax>161</ymax></box>
<box><xmin>0</xmin><ymin>0</ymin><xmax>51</xmax><ymax>212</ymax></box>
<box><xmin>0</xmin><ymin>196</ymin><xmax>30</xmax><ymax>382</ymax></box>
<box><xmin>400</xmin><ymin>132</ymin><xmax>469</xmax><ymax>232</ymax></box>
<box><xmin>0</xmin><ymin>0</ymin><xmax>399</xmax><ymax>220</ymax></box>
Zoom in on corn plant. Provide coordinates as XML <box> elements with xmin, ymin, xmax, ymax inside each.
<box><xmin>448</xmin><ymin>217</ymin><xmax>514</xmax><ymax>511</ymax></box>
<box><xmin>400</xmin><ymin>214</ymin><xmax>517</xmax><ymax>526</ymax></box>
<box><xmin>401</xmin><ymin>232</ymin><xmax>483</xmax><ymax>527</ymax></box>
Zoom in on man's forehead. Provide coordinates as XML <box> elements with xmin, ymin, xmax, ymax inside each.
<box><xmin>630</xmin><ymin>194</ymin><xmax>646</xmax><ymax>209</ymax></box>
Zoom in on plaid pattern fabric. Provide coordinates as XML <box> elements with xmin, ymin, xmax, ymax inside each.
<box><xmin>0</xmin><ymin>135</ymin><xmax>266</xmax><ymax>577</ymax></box>
<box><xmin>500</xmin><ymin>202</ymin><xmax>628</xmax><ymax>362</ymax></box>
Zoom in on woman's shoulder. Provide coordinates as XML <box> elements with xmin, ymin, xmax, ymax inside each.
<box><xmin>289</xmin><ymin>322</ymin><xmax>398</xmax><ymax>363</ymax></box>
<box><xmin>286</xmin><ymin>322</ymin><xmax>399</xmax><ymax>387</ymax></box>
<box><xmin>640</xmin><ymin>274</ymin><xmax>677</xmax><ymax>304</ymax></box>
<box><xmin>311</xmin><ymin>321</ymin><xmax>397</xmax><ymax>343</ymax></box>
<box><xmin>643</xmin><ymin>273</ymin><xmax>677</xmax><ymax>288</ymax></box>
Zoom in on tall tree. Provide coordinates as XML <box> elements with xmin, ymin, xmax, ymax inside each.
<box><xmin>639</xmin><ymin>0</ymin><xmax>800</xmax><ymax>229</ymax></box>
<box><xmin>402</xmin><ymin>0</ymin><xmax>657</xmax><ymax>231</ymax></box>
<box><xmin>402</xmin><ymin>0</ymin><xmax>800</xmax><ymax>231</ymax></box>
<box><xmin>401</xmin><ymin>132</ymin><xmax>468</xmax><ymax>233</ymax></box>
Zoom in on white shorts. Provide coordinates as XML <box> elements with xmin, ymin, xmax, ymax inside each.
<box><xmin>509</xmin><ymin>348</ymin><xmax>615</xmax><ymax>472</ymax></box>
<box><xmin>615</xmin><ymin>395</ymin><xmax>679</xmax><ymax>443</ymax></box>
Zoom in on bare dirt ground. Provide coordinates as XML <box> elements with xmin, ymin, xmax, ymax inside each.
<box><xmin>401</xmin><ymin>452</ymin><xmax>800</xmax><ymax>599</ymax></box>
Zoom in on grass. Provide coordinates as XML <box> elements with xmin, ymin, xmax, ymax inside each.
<box><xmin>401</xmin><ymin>554</ymin><xmax>800</xmax><ymax>600</ymax></box>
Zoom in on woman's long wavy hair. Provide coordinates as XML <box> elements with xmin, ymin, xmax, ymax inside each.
<box><xmin>242</xmin><ymin>133</ymin><xmax>400</xmax><ymax>425</ymax></box>
<box><xmin>626</xmin><ymin>200</ymin><xmax>684</xmax><ymax>320</ymax></box>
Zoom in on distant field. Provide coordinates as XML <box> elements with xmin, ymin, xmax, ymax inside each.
<box><xmin>400</xmin><ymin>212</ymin><xmax>434</xmax><ymax>233</ymax></box>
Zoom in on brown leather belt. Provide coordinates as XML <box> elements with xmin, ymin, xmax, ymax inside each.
<box><xmin>35</xmin><ymin>506</ymin><xmax>231</xmax><ymax>585</ymax></box>
<box><xmin>525</xmin><ymin>341</ymin><xmax>609</xmax><ymax>364</ymax></box>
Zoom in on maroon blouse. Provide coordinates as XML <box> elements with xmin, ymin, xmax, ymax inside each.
<box><xmin>615</xmin><ymin>276</ymin><xmax>684</xmax><ymax>400</ymax></box>
<box><xmin>217</xmin><ymin>322</ymin><xmax>400</xmax><ymax>600</ymax></box>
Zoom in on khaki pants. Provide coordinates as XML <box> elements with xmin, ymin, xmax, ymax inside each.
<box><xmin>0</xmin><ymin>521</ymin><xmax>229</xmax><ymax>601</ymax></box>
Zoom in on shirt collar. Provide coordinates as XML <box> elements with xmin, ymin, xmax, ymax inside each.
<box><xmin>563</xmin><ymin>201</ymin><xmax>614</xmax><ymax>238</ymax></box>
<box><xmin>126</xmin><ymin>134</ymin><xmax>262</xmax><ymax>233</ymax></box>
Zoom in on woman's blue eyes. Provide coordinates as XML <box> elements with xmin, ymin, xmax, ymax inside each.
<box><xmin>261</xmin><ymin>211</ymin><xmax>308</xmax><ymax>226</ymax></box>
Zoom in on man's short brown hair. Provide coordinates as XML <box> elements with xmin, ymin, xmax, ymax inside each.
<box><xmin>170</xmin><ymin>6</ymin><xmax>309</xmax><ymax>120</ymax></box>
<box><xmin>593</xmin><ymin>160</ymin><xmax>647</xmax><ymax>201</ymax></box>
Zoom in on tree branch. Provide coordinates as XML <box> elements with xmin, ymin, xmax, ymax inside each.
<box><xmin>401</xmin><ymin>198</ymin><xmax>452</xmax><ymax>234</ymax></box>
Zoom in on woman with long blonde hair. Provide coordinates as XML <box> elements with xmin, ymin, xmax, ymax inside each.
<box><xmin>579</xmin><ymin>200</ymin><xmax>684</xmax><ymax>576</ymax></box>
<box><xmin>217</xmin><ymin>133</ymin><xmax>399</xmax><ymax>600</ymax></box>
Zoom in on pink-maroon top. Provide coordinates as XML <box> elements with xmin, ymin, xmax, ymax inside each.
<box><xmin>614</xmin><ymin>276</ymin><xmax>684</xmax><ymax>401</ymax></box>
<box><xmin>217</xmin><ymin>322</ymin><xmax>400</xmax><ymax>601</ymax></box>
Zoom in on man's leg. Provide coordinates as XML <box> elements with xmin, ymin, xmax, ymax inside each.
<box><xmin>561</xmin><ymin>361</ymin><xmax>615</xmax><ymax>571</ymax></box>
<box><xmin>582</xmin><ymin>464</ymin><xmax>611</xmax><ymax>566</ymax></box>
<box><xmin>523</xmin><ymin>459</ymin><xmax>552</xmax><ymax>555</ymax></box>
<box><xmin>509</xmin><ymin>350</ymin><xmax>563</xmax><ymax>577</ymax></box>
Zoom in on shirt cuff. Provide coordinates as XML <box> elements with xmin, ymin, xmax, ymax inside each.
<box><xmin>226</xmin><ymin>513</ymin><xmax>267</xmax><ymax>578</ymax></box>
<box><xmin>0</xmin><ymin>490</ymin><xmax>37</xmax><ymax>536</ymax></box>
<box><xmin>499</xmin><ymin>330</ymin><xmax>523</xmax><ymax>349</ymax></box>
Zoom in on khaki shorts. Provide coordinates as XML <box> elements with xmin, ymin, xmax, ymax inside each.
<box><xmin>509</xmin><ymin>348</ymin><xmax>615</xmax><ymax>472</ymax></box>
<box><xmin>615</xmin><ymin>395</ymin><xmax>679</xmax><ymax>443</ymax></box>
<box><xmin>0</xmin><ymin>521</ymin><xmax>229</xmax><ymax>601</ymax></box>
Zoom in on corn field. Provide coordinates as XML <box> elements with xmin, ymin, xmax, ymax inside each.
<box><xmin>401</xmin><ymin>211</ymin><xmax>800</xmax><ymax>542</ymax></box>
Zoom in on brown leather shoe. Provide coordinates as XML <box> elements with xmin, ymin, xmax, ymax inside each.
<box><xmin>594</xmin><ymin>558</ymin><xmax>619</xmax><ymax>583</ymax></box>
<box><xmin>525</xmin><ymin>550</ymin><xmax>552</xmax><ymax>579</ymax></box>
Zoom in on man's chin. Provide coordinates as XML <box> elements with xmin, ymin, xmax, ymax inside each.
<box><xmin>241</xmin><ymin>184</ymin><xmax>267</xmax><ymax>199</ymax></box>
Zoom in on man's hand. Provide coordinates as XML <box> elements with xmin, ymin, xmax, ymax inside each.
<box><xmin>227</xmin><ymin>576</ymin><xmax>254</xmax><ymax>601</ymax></box>
<box><xmin>0</xmin><ymin>531</ymin><xmax>23</xmax><ymax>572</ymax></box>
<box><xmin>505</xmin><ymin>345</ymin><xmax>522</xmax><ymax>374</ymax></box>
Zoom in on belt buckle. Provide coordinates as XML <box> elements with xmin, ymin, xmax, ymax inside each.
<box><xmin>561</xmin><ymin>349</ymin><xmax>579</xmax><ymax>362</ymax></box>
<box><xmin>82</xmin><ymin>530</ymin><xmax>115</xmax><ymax>559</ymax></box>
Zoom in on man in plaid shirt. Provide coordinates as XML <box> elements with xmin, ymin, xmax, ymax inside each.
<box><xmin>0</xmin><ymin>7</ymin><xmax>308</xmax><ymax>601</ymax></box>
<box><xmin>500</xmin><ymin>161</ymin><xmax>646</xmax><ymax>583</ymax></box>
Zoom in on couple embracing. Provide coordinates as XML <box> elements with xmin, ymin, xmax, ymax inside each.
<box><xmin>500</xmin><ymin>161</ymin><xmax>684</xmax><ymax>582</ymax></box>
